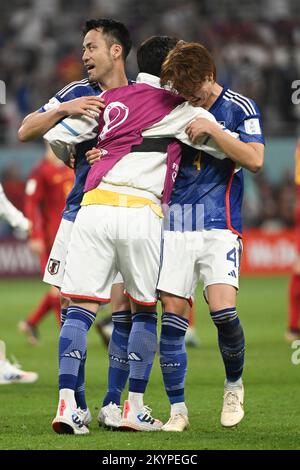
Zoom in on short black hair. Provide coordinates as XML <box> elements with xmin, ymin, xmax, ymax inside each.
<box><xmin>83</xmin><ymin>18</ymin><xmax>132</xmax><ymax>60</ymax></box>
<box><xmin>137</xmin><ymin>36</ymin><xmax>179</xmax><ymax>77</ymax></box>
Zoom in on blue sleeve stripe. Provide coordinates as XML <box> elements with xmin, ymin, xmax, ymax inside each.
<box><xmin>59</xmin><ymin>121</ymin><xmax>80</xmax><ymax>137</ymax></box>
<box><xmin>56</xmin><ymin>79</ymin><xmax>89</xmax><ymax>98</ymax></box>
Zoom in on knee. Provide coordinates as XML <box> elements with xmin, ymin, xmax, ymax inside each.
<box><xmin>131</xmin><ymin>303</ymin><xmax>157</xmax><ymax>314</ymax></box>
<box><xmin>206</xmin><ymin>285</ymin><xmax>237</xmax><ymax>313</ymax></box>
<box><xmin>112</xmin><ymin>297</ymin><xmax>130</xmax><ymax>312</ymax></box>
<box><xmin>160</xmin><ymin>292</ymin><xmax>190</xmax><ymax>318</ymax></box>
<box><xmin>111</xmin><ymin>283</ymin><xmax>131</xmax><ymax>312</ymax></box>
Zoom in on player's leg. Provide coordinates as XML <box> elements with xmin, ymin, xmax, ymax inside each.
<box><xmin>98</xmin><ymin>278</ymin><xmax>132</xmax><ymax>429</ymax></box>
<box><xmin>286</xmin><ymin>273</ymin><xmax>300</xmax><ymax>341</ymax></box>
<box><xmin>159</xmin><ymin>292</ymin><xmax>190</xmax><ymax>432</ymax></box>
<box><xmin>156</xmin><ymin>231</ymin><xmax>199</xmax><ymax>431</ymax></box>
<box><xmin>116</xmin><ymin>206</ymin><xmax>163</xmax><ymax>431</ymax></box>
<box><xmin>120</xmin><ymin>301</ymin><xmax>162</xmax><ymax>431</ymax></box>
<box><xmin>53</xmin><ymin>205</ymin><xmax>117</xmax><ymax>434</ymax></box>
<box><xmin>203</xmin><ymin>229</ymin><xmax>244</xmax><ymax>427</ymax></box>
<box><xmin>52</xmin><ymin>298</ymin><xmax>99</xmax><ymax>435</ymax></box>
<box><xmin>41</xmin><ymin>217</ymin><xmax>90</xmax><ymax>422</ymax></box>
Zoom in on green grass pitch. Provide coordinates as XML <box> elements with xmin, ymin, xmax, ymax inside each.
<box><xmin>0</xmin><ymin>276</ymin><xmax>299</xmax><ymax>450</ymax></box>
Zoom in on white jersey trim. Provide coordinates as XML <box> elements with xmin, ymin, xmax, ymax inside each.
<box><xmin>224</xmin><ymin>89</ymin><xmax>256</xmax><ymax>116</ymax></box>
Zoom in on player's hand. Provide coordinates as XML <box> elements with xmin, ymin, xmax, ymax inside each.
<box><xmin>86</xmin><ymin>147</ymin><xmax>102</xmax><ymax>165</ymax></box>
<box><xmin>185</xmin><ymin>118</ymin><xmax>218</xmax><ymax>143</ymax></box>
<box><xmin>28</xmin><ymin>238</ymin><xmax>45</xmax><ymax>256</ymax></box>
<box><xmin>58</xmin><ymin>96</ymin><xmax>105</xmax><ymax>118</ymax></box>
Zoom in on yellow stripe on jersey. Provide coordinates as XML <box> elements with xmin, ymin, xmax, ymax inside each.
<box><xmin>81</xmin><ymin>189</ymin><xmax>163</xmax><ymax>217</ymax></box>
<box><xmin>295</xmin><ymin>139</ymin><xmax>300</xmax><ymax>185</ymax></box>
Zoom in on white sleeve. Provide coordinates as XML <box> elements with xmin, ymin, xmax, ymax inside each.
<box><xmin>142</xmin><ymin>102</ymin><xmax>238</xmax><ymax>160</ymax></box>
<box><xmin>0</xmin><ymin>184</ymin><xmax>29</xmax><ymax>231</ymax></box>
<box><xmin>43</xmin><ymin>114</ymin><xmax>99</xmax><ymax>161</ymax></box>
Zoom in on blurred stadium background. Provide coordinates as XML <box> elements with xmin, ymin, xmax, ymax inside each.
<box><xmin>0</xmin><ymin>0</ymin><xmax>300</xmax><ymax>450</ymax></box>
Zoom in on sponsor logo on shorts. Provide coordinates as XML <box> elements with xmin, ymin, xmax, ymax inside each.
<box><xmin>228</xmin><ymin>270</ymin><xmax>237</xmax><ymax>278</ymax></box>
<box><xmin>48</xmin><ymin>258</ymin><xmax>60</xmax><ymax>275</ymax></box>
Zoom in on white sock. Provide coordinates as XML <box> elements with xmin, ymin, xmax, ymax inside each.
<box><xmin>59</xmin><ymin>388</ymin><xmax>77</xmax><ymax>409</ymax></box>
<box><xmin>128</xmin><ymin>392</ymin><xmax>144</xmax><ymax>411</ymax></box>
<box><xmin>171</xmin><ymin>402</ymin><xmax>188</xmax><ymax>417</ymax></box>
<box><xmin>225</xmin><ymin>378</ymin><xmax>243</xmax><ymax>390</ymax></box>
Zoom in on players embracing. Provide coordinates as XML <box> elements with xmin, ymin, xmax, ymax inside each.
<box><xmin>44</xmin><ymin>33</ymin><xmax>264</xmax><ymax>434</ymax></box>
<box><xmin>18</xmin><ymin>19</ymin><xmax>264</xmax><ymax>435</ymax></box>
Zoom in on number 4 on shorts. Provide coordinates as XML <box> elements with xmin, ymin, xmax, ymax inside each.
<box><xmin>226</xmin><ymin>248</ymin><xmax>237</xmax><ymax>268</ymax></box>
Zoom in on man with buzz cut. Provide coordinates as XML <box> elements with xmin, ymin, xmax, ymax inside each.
<box><xmin>156</xmin><ymin>41</ymin><xmax>264</xmax><ymax>431</ymax></box>
<box><xmin>18</xmin><ymin>18</ymin><xmax>134</xmax><ymax>433</ymax></box>
<box><xmin>45</xmin><ymin>35</ymin><xmax>239</xmax><ymax>433</ymax></box>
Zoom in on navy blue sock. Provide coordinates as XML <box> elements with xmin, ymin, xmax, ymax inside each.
<box><xmin>60</xmin><ymin>308</ymin><xmax>88</xmax><ymax>409</ymax></box>
<box><xmin>128</xmin><ymin>312</ymin><xmax>157</xmax><ymax>394</ymax></box>
<box><xmin>59</xmin><ymin>306</ymin><xmax>96</xmax><ymax>391</ymax></box>
<box><xmin>160</xmin><ymin>313</ymin><xmax>189</xmax><ymax>404</ymax></box>
<box><xmin>210</xmin><ymin>307</ymin><xmax>245</xmax><ymax>382</ymax></box>
<box><xmin>103</xmin><ymin>310</ymin><xmax>132</xmax><ymax>407</ymax></box>
<box><xmin>60</xmin><ymin>308</ymin><xmax>68</xmax><ymax>328</ymax></box>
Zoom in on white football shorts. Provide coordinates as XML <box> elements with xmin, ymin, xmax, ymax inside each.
<box><xmin>157</xmin><ymin>229</ymin><xmax>242</xmax><ymax>301</ymax></box>
<box><xmin>61</xmin><ymin>204</ymin><xmax>162</xmax><ymax>304</ymax></box>
<box><xmin>43</xmin><ymin>217</ymin><xmax>123</xmax><ymax>289</ymax></box>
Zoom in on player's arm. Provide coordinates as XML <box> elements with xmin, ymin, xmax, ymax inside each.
<box><xmin>186</xmin><ymin>118</ymin><xmax>264</xmax><ymax>173</ymax></box>
<box><xmin>142</xmin><ymin>102</ymin><xmax>236</xmax><ymax>160</ymax></box>
<box><xmin>43</xmin><ymin>112</ymin><xmax>101</xmax><ymax>162</ymax></box>
<box><xmin>0</xmin><ymin>184</ymin><xmax>30</xmax><ymax>232</ymax></box>
<box><xmin>18</xmin><ymin>96</ymin><xmax>104</xmax><ymax>142</ymax></box>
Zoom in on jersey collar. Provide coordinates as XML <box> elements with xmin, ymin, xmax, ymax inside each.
<box><xmin>136</xmin><ymin>73</ymin><xmax>162</xmax><ymax>89</ymax></box>
<box><xmin>208</xmin><ymin>85</ymin><xmax>228</xmax><ymax>113</ymax></box>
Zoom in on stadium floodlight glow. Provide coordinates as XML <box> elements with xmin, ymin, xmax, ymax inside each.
<box><xmin>0</xmin><ymin>80</ymin><xmax>6</xmax><ymax>104</ymax></box>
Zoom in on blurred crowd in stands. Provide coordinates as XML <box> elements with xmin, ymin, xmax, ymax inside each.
<box><xmin>0</xmin><ymin>0</ymin><xmax>300</xmax><ymax>143</ymax></box>
<box><xmin>0</xmin><ymin>0</ymin><xmax>299</xmax><ymax>234</ymax></box>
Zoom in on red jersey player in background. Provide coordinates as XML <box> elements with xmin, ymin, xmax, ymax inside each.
<box><xmin>286</xmin><ymin>138</ymin><xmax>300</xmax><ymax>342</ymax></box>
<box><xmin>18</xmin><ymin>142</ymin><xmax>74</xmax><ymax>345</ymax></box>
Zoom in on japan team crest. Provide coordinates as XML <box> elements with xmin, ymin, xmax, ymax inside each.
<box><xmin>48</xmin><ymin>258</ymin><xmax>60</xmax><ymax>275</ymax></box>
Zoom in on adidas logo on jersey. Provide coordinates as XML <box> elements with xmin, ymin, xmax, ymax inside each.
<box><xmin>63</xmin><ymin>350</ymin><xmax>82</xmax><ymax>360</ymax></box>
<box><xmin>128</xmin><ymin>352</ymin><xmax>142</xmax><ymax>361</ymax></box>
<box><xmin>228</xmin><ymin>270</ymin><xmax>237</xmax><ymax>278</ymax></box>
